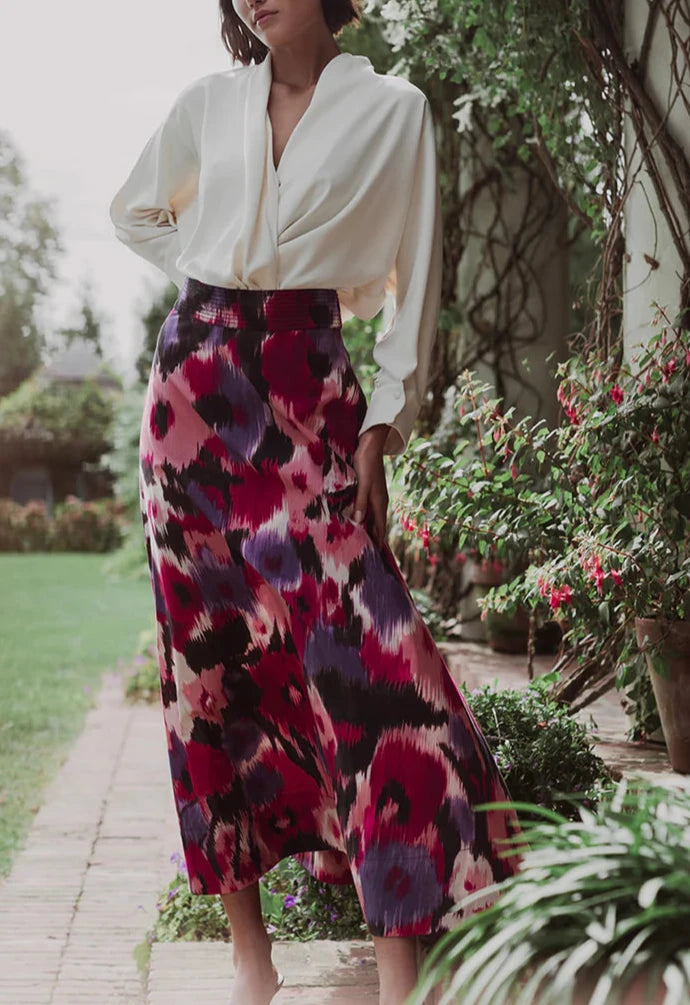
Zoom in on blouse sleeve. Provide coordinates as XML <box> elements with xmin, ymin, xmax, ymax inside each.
<box><xmin>358</xmin><ymin>96</ymin><xmax>443</xmax><ymax>457</ymax></box>
<box><xmin>109</xmin><ymin>84</ymin><xmax>199</xmax><ymax>289</ymax></box>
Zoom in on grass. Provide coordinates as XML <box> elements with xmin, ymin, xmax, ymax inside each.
<box><xmin>0</xmin><ymin>553</ymin><xmax>152</xmax><ymax>879</ymax></box>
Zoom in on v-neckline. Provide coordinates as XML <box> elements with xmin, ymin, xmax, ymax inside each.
<box><xmin>265</xmin><ymin>50</ymin><xmax>348</xmax><ymax>178</ymax></box>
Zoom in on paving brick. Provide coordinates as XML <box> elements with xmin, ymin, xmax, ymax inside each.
<box><xmin>0</xmin><ymin>643</ymin><xmax>684</xmax><ymax>1005</ymax></box>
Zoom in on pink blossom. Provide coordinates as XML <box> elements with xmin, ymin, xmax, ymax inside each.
<box><xmin>581</xmin><ymin>553</ymin><xmax>605</xmax><ymax>595</ymax></box>
<box><xmin>610</xmin><ymin>568</ymin><xmax>622</xmax><ymax>586</ymax></box>
<box><xmin>651</xmin><ymin>428</ymin><xmax>660</xmax><ymax>445</ymax></box>
<box><xmin>610</xmin><ymin>384</ymin><xmax>624</xmax><ymax>405</ymax></box>
<box><xmin>422</xmin><ymin>524</ymin><xmax>430</xmax><ymax>552</ymax></box>
<box><xmin>565</xmin><ymin>403</ymin><xmax>579</xmax><ymax>425</ymax></box>
<box><xmin>662</xmin><ymin>358</ymin><xmax>677</xmax><ymax>382</ymax></box>
<box><xmin>549</xmin><ymin>584</ymin><xmax>573</xmax><ymax>611</ymax></box>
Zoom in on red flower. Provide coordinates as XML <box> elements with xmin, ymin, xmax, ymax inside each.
<box><xmin>610</xmin><ymin>384</ymin><xmax>624</xmax><ymax>405</ymax></box>
<box><xmin>549</xmin><ymin>584</ymin><xmax>573</xmax><ymax>611</ymax></box>
<box><xmin>651</xmin><ymin>428</ymin><xmax>660</xmax><ymax>445</ymax></box>
<box><xmin>661</xmin><ymin>358</ymin><xmax>676</xmax><ymax>384</ymax></box>
<box><xmin>610</xmin><ymin>568</ymin><xmax>622</xmax><ymax>586</ymax></box>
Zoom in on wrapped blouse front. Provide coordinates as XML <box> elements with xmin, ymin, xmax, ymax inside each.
<box><xmin>108</xmin><ymin>50</ymin><xmax>443</xmax><ymax>456</ymax></box>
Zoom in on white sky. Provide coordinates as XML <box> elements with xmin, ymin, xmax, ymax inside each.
<box><xmin>0</xmin><ymin>0</ymin><xmax>231</xmax><ymax>383</ymax></box>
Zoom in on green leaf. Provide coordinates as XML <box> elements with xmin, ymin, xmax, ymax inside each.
<box><xmin>638</xmin><ymin>876</ymin><xmax>665</xmax><ymax>909</ymax></box>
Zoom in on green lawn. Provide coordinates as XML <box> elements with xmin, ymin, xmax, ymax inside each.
<box><xmin>0</xmin><ymin>553</ymin><xmax>153</xmax><ymax>879</ymax></box>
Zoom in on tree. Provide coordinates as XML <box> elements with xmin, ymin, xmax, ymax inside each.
<box><xmin>134</xmin><ymin>280</ymin><xmax>179</xmax><ymax>385</ymax></box>
<box><xmin>0</xmin><ymin>131</ymin><xmax>62</xmax><ymax>397</ymax></box>
<box><xmin>53</xmin><ymin>279</ymin><xmax>105</xmax><ymax>358</ymax></box>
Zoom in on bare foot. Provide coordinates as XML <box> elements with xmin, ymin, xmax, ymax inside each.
<box><xmin>230</xmin><ymin>961</ymin><xmax>283</xmax><ymax>1005</ymax></box>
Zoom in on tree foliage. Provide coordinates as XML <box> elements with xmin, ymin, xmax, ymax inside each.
<box><xmin>0</xmin><ymin>131</ymin><xmax>62</xmax><ymax>396</ymax></box>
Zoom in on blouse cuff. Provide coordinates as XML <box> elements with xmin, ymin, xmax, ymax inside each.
<box><xmin>359</xmin><ymin>371</ymin><xmax>421</xmax><ymax>457</ymax></box>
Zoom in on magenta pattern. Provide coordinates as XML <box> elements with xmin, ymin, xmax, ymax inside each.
<box><xmin>138</xmin><ymin>279</ymin><xmax>524</xmax><ymax>938</ymax></box>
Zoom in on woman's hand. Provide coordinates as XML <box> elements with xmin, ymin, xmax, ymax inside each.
<box><xmin>352</xmin><ymin>425</ymin><xmax>390</xmax><ymax>548</ymax></box>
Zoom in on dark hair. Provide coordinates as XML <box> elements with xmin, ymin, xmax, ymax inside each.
<box><xmin>219</xmin><ymin>0</ymin><xmax>361</xmax><ymax>66</ymax></box>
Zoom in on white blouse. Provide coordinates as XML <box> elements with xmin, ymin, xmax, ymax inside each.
<box><xmin>109</xmin><ymin>50</ymin><xmax>443</xmax><ymax>456</ymax></box>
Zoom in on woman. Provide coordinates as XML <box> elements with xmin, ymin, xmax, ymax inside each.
<box><xmin>109</xmin><ymin>0</ymin><xmax>525</xmax><ymax>1002</ymax></box>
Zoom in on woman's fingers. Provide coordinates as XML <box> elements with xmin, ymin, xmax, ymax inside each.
<box><xmin>353</xmin><ymin>432</ymin><xmax>389</xmax><ymax>548</ymax></box>
<box><xmin>353</xmin><ymin>475</ymin><xmax>370</xmax><ymax>525</ymax></box>
<box><xmin>370</xmin><ymin>491</ymin><xmax>388</xmax><ymax>547</ymax></box>
<box><xmin>353</xmin><ymin>473</ymin><xmax>388</xmax><ymax>548</ymax></box>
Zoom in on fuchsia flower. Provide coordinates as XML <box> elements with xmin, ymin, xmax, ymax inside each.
<box><xmin>651</xmin><ymin>428</ymin><xmax>660</xmax><ymax>444</ymax></box>
<box><xmin>610</xmin><ymin>568</ymin><xmax>623</xmax><ymax>586</ymax></box>
<box><xmin>421</xmin><ymin>523</ymin><xmax>430</xmax><ymax>552</ymax></box>
<box><xmin>549</xmin><ymin>584</ymin><xmax>573</xmax><ymax>611</ymax></box>
<box><xmin>581</xmin><ymin>553</ymin><xmax>605</xmax><ymax>595</ymax></box>
<box><xmin>610</xmin><ymin>384</ymin><xmax>624</xmax><ymax>405</ymax></box>
<box><xmin>662</xmin><ymin>358</ymin><xmax>677</xmax><ymax>382</ymax></box>
<box><xmin>537</xmin><ymin>575</ymin><xmax>573</xmax><ymax>611</ymax></box>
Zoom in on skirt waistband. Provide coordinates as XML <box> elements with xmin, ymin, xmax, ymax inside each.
<box><xmin>176</xmin><ymin>278</ymin><xmax>342</xmax><ymax>331</ymax></box>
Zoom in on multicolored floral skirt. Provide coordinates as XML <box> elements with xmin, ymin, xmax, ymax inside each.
<box><xmin>138</xmin><ymin>279</ymin><xmax>524</xmax><ymax>938</ymax></box>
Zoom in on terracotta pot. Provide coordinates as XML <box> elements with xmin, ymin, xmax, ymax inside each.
<box><xmin>470</xmin><ymin>559</ymin><xmax>504</xmax><ymax>587</ymax></box>
<box><xmin>484</xmin><ymin>607</ymin><xmax>530</xmax><ymax>654</ymax></box>
<box><xmin>518</xmin><ymin>957</ymin><xmax>668</xmax><ymax>1004</ymax></box>
<box><xmin>571</xmin><ymin>959</ymin><xmax>668</xmax><ymax>1004</ymax></box>
<box><xmin>635</xmin><ymin>616</ymin><xmax>690</xmax><ymax>774</ymax></box>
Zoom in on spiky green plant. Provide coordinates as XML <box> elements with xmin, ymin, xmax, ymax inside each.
<box><xmin>410</xmin><ymin>776</ymin><xmax>690</xmax><ymax>1005</ymax></box>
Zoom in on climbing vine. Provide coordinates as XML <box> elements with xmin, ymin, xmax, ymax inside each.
<box><xmin>363</xmin><ymin>0</ymin><xmax>690</xmax><ymax>427</ymax></box>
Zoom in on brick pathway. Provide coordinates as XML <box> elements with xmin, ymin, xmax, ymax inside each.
<box><xmin>0</xmin><ymin>642</ymin><xmax>683</xmax><ymax>1004</ymax></box>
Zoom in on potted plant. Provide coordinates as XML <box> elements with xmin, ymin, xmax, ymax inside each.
<box><xmin>399</xmin><ymin>312</ymin><xmax>690</xmax><ymax>754</ymax></box>
<box><xmin>461</xmin><ymin>671</ymin><xmax>613</xmax><ymax>822</ymax></box>
<box><xmin>410</xmin><ymin>776</ymin><xmax>690</xmax><ymax>1005</ymax></box>
<box><xmin>553</xmin><ymin>317</ymin><xmax>690</xmax><ymax>770</ymax></box>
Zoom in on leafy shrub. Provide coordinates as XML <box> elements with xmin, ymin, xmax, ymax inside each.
<box><xmin>52</xmin><ymin>496</ymin><xmax>124</xmax><ymax>551</ymax></box>
<box><xmin>9</xmin><ymin>499</ymin><xmax>52</xmax><ymax>551</ymax></box>
<box><xmin>411</xmin><ymin>777</ymin><xmax>690</xmax><ymax>1005</ymax></box>
<box><xmin>0</xmin><ymin>375</ymin><xmax>116</xmax><ymax>463</ymax></box>
<box><xmin>0</xmin><ymin>495</ymin><xmax>125</xmax><ymax>552</ymax></box>
<box><xmin>99</xmin><ymin>384</ymin><xmax>150</xmax><ymax>579</ymax></box>
<box><xmin>462</xmin><ymin>671</ymin><xmax>614</xmax><ymax>821</ymax></box>
<box><xmin>123</xmin><ymin>627</ymin><xmax>159</xmax><ymax>703</ymax></box>
<box><xmin>409</xmin><ymin>586</ymin><xmax>449</xmax><ymax>641</ymax></box>
<box><xmin>0</xmin><ymin>499</ymin><xmax>23</xmax><ymax>550</ymax></box>
<box><xmin>149</xmin><ymin>852</ymin><xmax>368</xmax><ymax>945</ymax></box>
